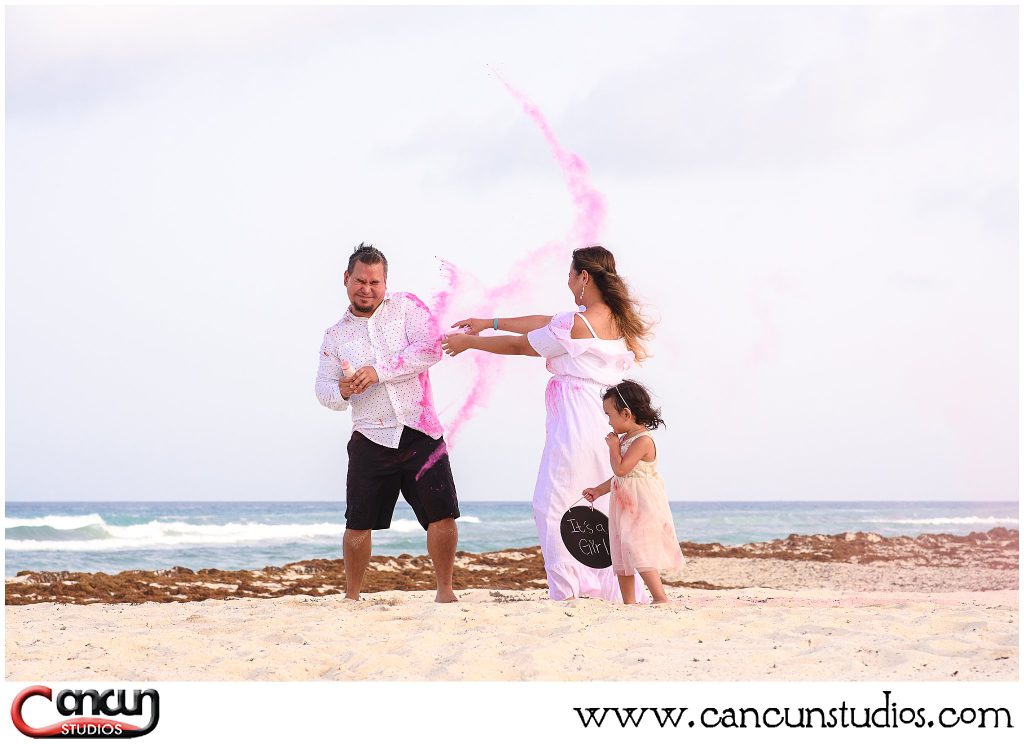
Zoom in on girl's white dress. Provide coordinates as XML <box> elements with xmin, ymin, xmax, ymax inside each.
<box><xmin>526</xmin><ymin>311</ymin><xmax>649</xmax><ymax>602</ymax></box>
<box><xmin>610</xmin><ymin>432</ymin><xmax>685</xmax><ymax>576</ymax></box>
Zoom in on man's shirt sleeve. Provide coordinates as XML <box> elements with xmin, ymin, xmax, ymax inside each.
<box><xmin>374</xmin><ymin>294</ymin><xmax>443</xmax><ymax>384</ymax></box>
<box><xmin>315</xmin><ymin>325</ymin><xmax>350</xmax><ymax>411</ymax></box>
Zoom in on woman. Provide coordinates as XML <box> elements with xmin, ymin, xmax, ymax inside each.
<box><xmin>442</xmin><ymin>246</ymin><xmax>654</xmax><ymax>601</ymax></box>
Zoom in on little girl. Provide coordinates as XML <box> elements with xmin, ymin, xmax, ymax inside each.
<box><xmin>583</xmin><ymin>380</ymin><xmax>684</xmax><ymax>604</ymax></box>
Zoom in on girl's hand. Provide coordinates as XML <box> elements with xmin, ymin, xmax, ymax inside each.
<box><xmin>582</xmin><ymin>488</ymin><xmax>601</xmax><ymax>503</ymax></box>
<box><xmin>450</xmin><ymin>318</ymin><xmax>488</xmax><ymax>336</ymax></box>
<box><xmin>442</xmin><ymin>333</ymin><xmax>473</xmax><ymax>357</ymax></box>
<box><xmin>605</xmin><ymin>432</ymin><xmax>620</xmax><ymax>448</ymax></box>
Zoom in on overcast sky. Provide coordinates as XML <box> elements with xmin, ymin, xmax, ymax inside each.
<box><xmin>4</xmin><ymin>5</ymin><xmax>1017</xmax><ymax>503</ymax></box>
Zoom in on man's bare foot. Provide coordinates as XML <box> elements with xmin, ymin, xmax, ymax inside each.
<box><xmin>435</xmin><ymin>590</ymin><xmax>458</xmax><ymax>603</ymax></box>
<box><xmin>344</xmin><ymin>594</ymin><xmax>362</xmax><ymax>602</ymax></box>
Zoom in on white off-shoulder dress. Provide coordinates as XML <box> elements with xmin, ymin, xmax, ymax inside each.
<box><xmin>526</xmin><ymin>311</ymin><xmax>649</xmax><ymax>602</ymax></box>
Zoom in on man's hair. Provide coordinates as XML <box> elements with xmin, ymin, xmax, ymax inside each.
<box><xmin>347</xmin><ymin>243</ymin><xmax>388</xmax><ymax>278</ymax></box>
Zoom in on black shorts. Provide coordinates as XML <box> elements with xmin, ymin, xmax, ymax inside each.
<box><xmin>345</xmin><ymin>427</ymin><xmax>459</xmax><ymax>531</ymax></box>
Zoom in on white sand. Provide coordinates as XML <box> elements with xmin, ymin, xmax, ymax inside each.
<box><xmin>6</xmin><ymin>587</ymin><xmax>1017</xmax><ymax>681</ymax></box>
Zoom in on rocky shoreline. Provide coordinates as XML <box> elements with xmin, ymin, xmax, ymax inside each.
<box><xmin>6</xmin><ymin>528</ymin><xmax>1017</xmax><ymax>605</ymax></box>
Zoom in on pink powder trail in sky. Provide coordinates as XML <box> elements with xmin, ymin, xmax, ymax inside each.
<box><xmin>492</xmin><ymin>71</ymin><xmax>606</xmax><ymax>248</ymax></box>
<box><xmin>417</xmin><ymin>74</ymin><xmax>609</xmax><ymax>480</ymax></box>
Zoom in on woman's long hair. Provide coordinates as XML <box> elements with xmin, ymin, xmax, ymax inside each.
<box><xmin>572</xmin><ymin>246</ymin><xmax>653</xmax><ymax>362</ymax></box>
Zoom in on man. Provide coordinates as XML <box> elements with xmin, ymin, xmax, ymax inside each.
<box><xmin>315</xmin><ymin>243</ymin><xmax>459</xmax><ymax>603</ymax></box>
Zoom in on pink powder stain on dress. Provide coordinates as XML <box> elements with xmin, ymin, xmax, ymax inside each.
<box><xmin>614</xmin><ymin>481</ymin><xmax>637</xmax><ymax>514</ymax></box>
<box><xmin>544</xmin><ymin>377</ymin><xmax>562</xmax><ymax>415</ymax></box>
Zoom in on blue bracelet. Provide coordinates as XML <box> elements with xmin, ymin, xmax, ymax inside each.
<box><xmin>493</xmin><ymin>318</ymin><xmax>499</xmax><ymax>331</ymax></box>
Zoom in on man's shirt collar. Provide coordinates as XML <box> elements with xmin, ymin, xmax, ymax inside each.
<box><xmin>343</xmin><ymin>292</ymin><xmax>392</xmax><ymax>322</ymax></box>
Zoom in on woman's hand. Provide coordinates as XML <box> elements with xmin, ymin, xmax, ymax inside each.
<box><xmin>442</xmin><ymin>333</ymin><xmax>474</xmax><ymax>357</ymax></box>
<box><xmin>450</xmin><ymin>318</ymin><xmax>489</xmax><ymax>336</ymax></box>
<box><xmin>582</xmin><ymin>487</ymin><xmax>601</xmax><ymax>503</ymax></box>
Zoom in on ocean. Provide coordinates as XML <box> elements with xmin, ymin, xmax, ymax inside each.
<box><xmin>4</xmin><ymin>500</ymin><xmax>1018</xmax><ymax>577</ymax></box>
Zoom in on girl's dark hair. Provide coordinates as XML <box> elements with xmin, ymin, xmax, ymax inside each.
<box><xmin>602</xmin><ymin>379</ymin><xmax>666</xmax><ymax>430</ymax></box>
<box><xmin>571</xmin><ymin>246</ymin><xmax>653</xmax><ymax>362</ymax></box>
<box><xmin>347</xmin><ymin>242</ymin><xmax>388</xmax><ymax>278</ymax></box>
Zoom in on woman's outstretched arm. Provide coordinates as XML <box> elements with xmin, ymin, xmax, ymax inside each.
<box><xmin>450</xmin><ymin>315</ymin><xmax>552</xmax><ymax>335</ymax></box>
<box><xmin>442</xmin><ymin>333</ymin><xmax>540</xmax><ymax>357</ymax></box>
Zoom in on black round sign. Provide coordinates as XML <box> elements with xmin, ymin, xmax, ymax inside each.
<box><xmin>560</xmin><ymin>505</ymin><xmax>612</xmax><ymax>569</ymax></box>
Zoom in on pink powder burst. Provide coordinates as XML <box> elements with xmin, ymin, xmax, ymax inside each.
<box><xmin>432</xmin><ymin>73</ymin><xmax>610</xmax><ymax>322</ymax></box>
<box><xmin>416</xmin><ymin>74</ymin><xmax>610</xmax><ymax>479</ymax></box>
<box><xmin>444</xmin><ymin>353</ymin><xmax>503</xmax><ymax>442</ymax></box>
<box><xmin>428</xmin><ymin>258</ymin><xmax>461</xmax><ymax>339</ymax></box>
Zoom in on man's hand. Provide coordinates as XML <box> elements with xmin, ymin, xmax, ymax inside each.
<box><xmin>349</xmin><ymin>366</ymin><xmax>379</xmax><ymax>394</ymax></box>
<box><xmin>339</xmin><ymin>377</ymin><xmax>356</xmax><ymax>400</ymax></box>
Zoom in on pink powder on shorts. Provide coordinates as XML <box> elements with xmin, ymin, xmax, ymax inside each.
<box><xmin>415</xmin><ymin>440</ymin><xmax>449</xmax><ymax>482</ymax></box>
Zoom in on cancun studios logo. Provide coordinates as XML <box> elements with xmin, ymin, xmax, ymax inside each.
<box><xmin>11</xmin><ymin>686</ymin><xmax>159</xmax><ymax>739</ymax></box>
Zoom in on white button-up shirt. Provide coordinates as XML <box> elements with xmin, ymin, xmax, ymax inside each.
<box><xmin>315</xmin><ymin>292</ymin><xmax>444</xmax><ymax>448</ymax></box>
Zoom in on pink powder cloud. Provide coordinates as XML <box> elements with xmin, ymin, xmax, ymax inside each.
<box><xmin>415</xmin><ymin>73</ymin><xmax>609</xmax><ymax>479</ymax></box>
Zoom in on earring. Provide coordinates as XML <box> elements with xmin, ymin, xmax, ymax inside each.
<box><xmin>577</xmin><ymin>284</ymin><xmax>585</xmax><ymax>303</ymax></box>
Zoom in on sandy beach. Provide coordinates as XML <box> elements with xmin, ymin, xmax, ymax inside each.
<box><xmin>6</xmin><ymin>528</ymin><xmax>1018</xmax><ymax>681</ymax></box>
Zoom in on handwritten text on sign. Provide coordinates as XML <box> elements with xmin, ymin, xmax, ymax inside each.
<box><xmin>560</xmin><ymin>505</ymin><xmax>612</xmax><ymax>569</ymax></box>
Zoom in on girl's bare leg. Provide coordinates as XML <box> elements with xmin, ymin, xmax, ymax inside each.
<box><xmin>617</xmin><ymin>575</ymin><xmax>637</xmax><ymax>605</ymax></box>
<box><xmin>638</xmin><ymin>570</ymin><xmax>671</xmax><ymax>604</ymax></box>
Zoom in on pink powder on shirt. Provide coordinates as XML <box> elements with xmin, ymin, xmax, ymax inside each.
<box><xmin>402</xmin><ymin>291</ymin><xmax>430</xmax><ymax>312</ymax></box>
<box><xmin>413</xmin><ymin>366</ymin><xmax>446</xmax><ymax>479</ymax></box>
<box><xmin>414</xmin><ymin>371</ymin><xmax>443</xmax><ymax>438</ymax></box>
<box><xmin>402</xmin><ymin>290</ymin><xmax>446</xmax><ymax>361</ymax></box>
